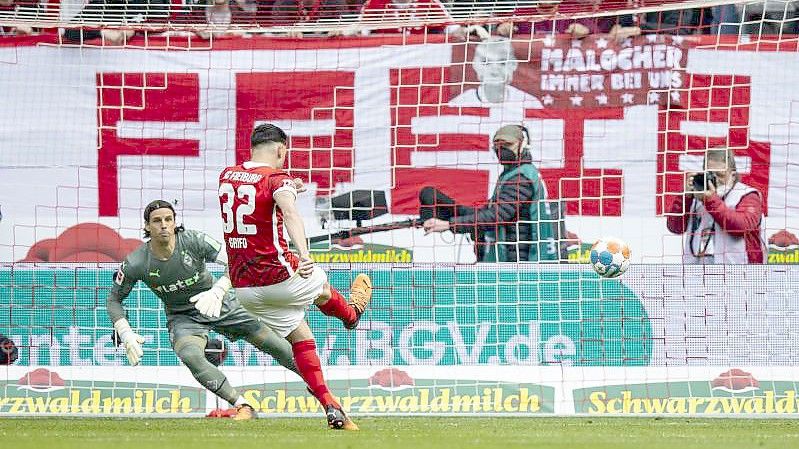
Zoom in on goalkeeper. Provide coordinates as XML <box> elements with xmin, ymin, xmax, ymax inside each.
<box><xmin>107</xmin><ymin>200</ymin><xmax>298</xmax><ymax>420</ymax></box>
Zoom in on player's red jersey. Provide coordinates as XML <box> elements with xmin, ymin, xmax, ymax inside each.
<box><xmin>218</xmin><ymin>161</ymin><xmax>300</xmax><ymax>288</ymax></box>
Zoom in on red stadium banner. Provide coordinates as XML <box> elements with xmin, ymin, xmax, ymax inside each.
<box><xmin>451</xmin><ymin>34</ymin><xmax>688</xmax><ymax>109</ymax></box>
<box><xmin>0</xmin><ymin>34</ymin><xmax>795</xmax><ymax>263</ymax></box>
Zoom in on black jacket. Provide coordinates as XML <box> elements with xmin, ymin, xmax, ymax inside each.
<box><xmin>449</xmin><ymin>152</ymin><xmax>538</xmax><ymax>262</ymax></box>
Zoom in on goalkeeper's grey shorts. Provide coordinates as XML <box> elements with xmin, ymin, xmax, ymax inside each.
<box><xmin>166</xmin><ymin>305</ymin><xmax>266</xmax><ymax>346</ymax></box>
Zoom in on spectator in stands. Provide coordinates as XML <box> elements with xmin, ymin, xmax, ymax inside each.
<box><xmin>168</xmin><ymin>0</ymin><xmax>256</xmax><ymax>37</ymax></box>
<box><xmin>355</xmin><ymin>0</ymin><xmax>452</xmax><ymax>35</ymax></box>
<box><xmin>0</xmin><ymin>0</ymin><xmax>40</xmax><ymax>36</ymax></box>
<box><xmin>212</xmin><ymin>0</ymin><xmax>256</xmax><ymax>25</ymax></box>
<box><xmin>496</xmin><ymin>0</ymin><xmax>641</xmax><ymax>41</ymax></box>
<box><xmin>201</xmin><ymin>0</ymin><xmax>257</xmax><ymax>37</ymax></box>
<box><xmin>271</xmin><ymin>0</ymin><xmax>352</xmax><ymax>24</ymax></box>
<box><xmin>260</xmin><ymin>0</ymin><xmax>356</xmax><ymax>37</ymax></box>
<box><xmin>638</xmin><ymin>6</ymin><xmax>703</xmax><ymax>35</ymax></box>
<box><xmin>206</xmin><ymin>0</ymin><xmax>234</xmax><ymax>26</ymax></box>
<box><xmin>710</xmin><ymin>4</ymin><xmax>740</xmax><ymax>35</ymax></box>
<box><xmin>62</xmin><ymin>0</ymin><xmax>170</xmax><ymax>45</ymax></box>
<box><xmin>420</xmin><ymin>125</ymin><xmax>564</xmax><ymax>263</ymax></box>
<box><xmin>233</xmin><ymin>0</ymin><xmax>258</xmax><ymax>23</ymax></box>
<box><xmin>667</xmin><ymin>147</ymin><xmax>766</xmax><ymax>264</ymax></box>
<box><xmin>737</xmin><ymin>1</ymin><xmax>798</xmax><ymax>36</ymax></box>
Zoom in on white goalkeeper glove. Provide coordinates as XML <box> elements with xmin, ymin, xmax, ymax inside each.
<box><xmin>114</xmin><ymin>319</ymin><xmax>144</xmax><ymax>366</ymax></box>
<box><xmin>189</xmin><ymin>276</ymin><xmax>232</xmax><ymax>318</ymax></box>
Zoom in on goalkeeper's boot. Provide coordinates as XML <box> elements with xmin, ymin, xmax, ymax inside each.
<box><xmin>345</xmin><ymin>273</ymin><xmax>372</xmax><ymax>330</ymax></box>
<box><xmin>233</xmin><ymin>404</ymin><xmax>256</xmax><ymax>420</ymax></box>
<box><xmin>326</xmin><ymin>405</ymin><xmax>359</xmax><ymax>431</ymax></box>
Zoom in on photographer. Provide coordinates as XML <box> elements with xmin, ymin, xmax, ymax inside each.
<box><xmin>667</xmin><ymin>147</ymin><xmax>766</xmax><ymax>264</ymax></box>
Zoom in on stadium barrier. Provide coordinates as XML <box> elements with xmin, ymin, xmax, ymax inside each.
<box><xmin>1</xmin><ymin>264</ymin><xmax>798</xmax><ymax>416</ymax></box>
<box><xmin>2</xmin><ymin>0</ymin><xmax>799</xmax><ymax>417</ymax></box>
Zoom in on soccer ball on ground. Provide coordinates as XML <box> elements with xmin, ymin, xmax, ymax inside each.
<box><xmin>589</xmin><ymin>237</ymin><xmax>631</xmax><ymax>278</ymax></box>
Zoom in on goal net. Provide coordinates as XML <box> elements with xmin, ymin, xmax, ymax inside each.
<box><xmin>1</xmin><ymin>0</ymin><xmax>799</xmax><ymax>417</ymax></box>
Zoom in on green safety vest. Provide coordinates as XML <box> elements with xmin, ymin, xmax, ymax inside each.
<box><xmin>482</xmin><ymin>164</ymin><xmax>563</xmax><ymax>263</ymax></box>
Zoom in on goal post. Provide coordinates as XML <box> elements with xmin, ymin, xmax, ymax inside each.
<box><xmin>1</xmin><ymin>0</ymin><xmax>799</xmax><ymax>417</ymax></box>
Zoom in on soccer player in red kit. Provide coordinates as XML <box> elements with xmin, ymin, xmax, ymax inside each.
<box><xmin>217</xmin><ymin>123</ymin><xmax>372</xmax><ymax>430</ymax></box>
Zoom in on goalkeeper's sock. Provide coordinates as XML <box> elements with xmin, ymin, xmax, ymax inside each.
<box><xmin>292</xmin><ymin>339</ymin><xmax>339</xmax><ymax>408</ymax></box>
<box><xmin>234</xmin><ymin>396</ymin><xmax>248</xmax><ymax>407</ymax></box>
<box><xmin>317</xmin><ymin>287</ymin><xmax>357</xmax><ymax>327</ymax></box>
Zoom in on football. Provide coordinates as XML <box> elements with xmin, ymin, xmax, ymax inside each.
<box><xmin>589</xmin><ymin>237</ymin><xmax>631</xmax><ymax>278</ymax></box>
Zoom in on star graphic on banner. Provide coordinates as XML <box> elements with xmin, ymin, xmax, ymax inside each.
<box><xmin>543</xmin><ymin>35</ymin><xmax>556</xmax><ymax>47</ymax></box>
<box><xmin>570</xmin><ymin>95</ymin><xmax>584</xmax><ymax>106</ymax></box>
<box><xmin>647</xmin><ymin>91</ymin><xmax>661</xmax><ymax>104</ymax></box>
<box><xmin>670</xmin><ymin>91</ymin><xmax>682</xmax><ymax>103</ymax></box>
<box><xmin>622</xmin><ymin>38</ymin><xmax>633</xmax><ymax>48</ymax></box>
<box><xmin>542</xmin><ymin>94</ymin><xmax>555</xmax><ymax>105</ymax></box>
<box><xmin>595</xmin><ymin>37</ymin><xmax>609</xmax><ymax>49</ymax></box>
<box><xmin>621</xmin><ymin>93</ymin><xmax>635</xmax><ymax>104</ymax></box>
<box><xmin>571</xmin><ymin>39</ymin><xmax>583</xmax><ymax>48</ymax></box>
<box><xmin>646</xmin><ymin>34</ymin><xmax>658</xmax><ymax>43</ymax></box>
<box><xmin>670</xmin><ymin>35</ymin><xmax>684</xmax><ymax>45</ymax></box>
<box><xmin>595</xmin><ymin>93</ymin><xmax>609</xmax><ymax>105</ymax></box>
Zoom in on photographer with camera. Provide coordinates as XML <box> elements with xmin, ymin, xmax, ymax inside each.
<box><xmin>666</xmin><ymin>147</ymin><xmax>766</xmax><ymax>264</ymax></box>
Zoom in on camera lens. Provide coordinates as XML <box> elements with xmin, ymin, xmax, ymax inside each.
<box><xmin>706</xmin><ymin>172</ymin><xmax>717</xmax><ymax>188</ymax></box>
<box><xmin>692</xmin><ymin>173</ymin><xmax>705</xmax><ymax>191</ymax></box>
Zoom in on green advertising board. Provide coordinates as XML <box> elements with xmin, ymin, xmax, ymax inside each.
<box><xmin>0</xmin><ymin>266</ymin><xmax>651</xmax><ymax>367</ymax></box>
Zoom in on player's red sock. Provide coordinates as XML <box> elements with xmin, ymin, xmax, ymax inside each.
<box><xmin>292</xmin><ymin>340</ymin><xmax>339</xmax><ymax>408</ymax></box>
<box><xmin>317</xmin><ymin>287</ymin><xmax>357</xmax><ymax>327</ymax></box>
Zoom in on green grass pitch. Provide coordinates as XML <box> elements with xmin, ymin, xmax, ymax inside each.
<box><xmin>1</xmin><ymin>417</ymin><xmax>797</xmax><ymax>449</ymax></box>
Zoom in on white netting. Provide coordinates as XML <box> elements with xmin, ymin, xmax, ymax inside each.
<box><xmin>1</xmin><ymin>0</ymin><xmax>799</xmax><ymax>417</ymax></box>
<box><xmin>0</xmin><ymin>1</ymin><xmax>760</xmax><ymax>33</ymax></box>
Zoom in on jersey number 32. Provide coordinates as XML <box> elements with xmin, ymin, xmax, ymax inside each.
<box><xmin>219</xmin><ymin>183</ymin><xmax>257</xmax><ymax>235</ymax></box>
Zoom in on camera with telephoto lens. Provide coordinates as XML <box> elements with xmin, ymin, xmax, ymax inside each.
<box><xmin>691</xmin><ymin>171</ymin><xmax>717</xmax><ymax>191</ymax></box>
<box><xmin>0</xmin><ymin>335</ymin><xmax>18</xmax><ymax>365</ymax></box>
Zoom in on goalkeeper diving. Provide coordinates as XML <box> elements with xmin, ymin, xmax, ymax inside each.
<box><xmin>106</xmin><ymin>199</ymin><xmax>299</xmax><ymax>420</ymax></box>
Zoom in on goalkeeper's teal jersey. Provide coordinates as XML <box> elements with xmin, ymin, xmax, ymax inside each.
<box><xmin>107</xmin><ymin>230</ymin><xmax>228</xmax><ymax>322</ymax></box>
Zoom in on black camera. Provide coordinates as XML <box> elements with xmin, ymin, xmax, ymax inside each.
<box><xmin>691</xmin><ymin>172</ymin><xmax>717</xmax><ymax>191</ymax></box>
<box><xmin>0</xmin><ymin>335</ymin><xmax>18</xmax><ymax>365</ymax></box>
